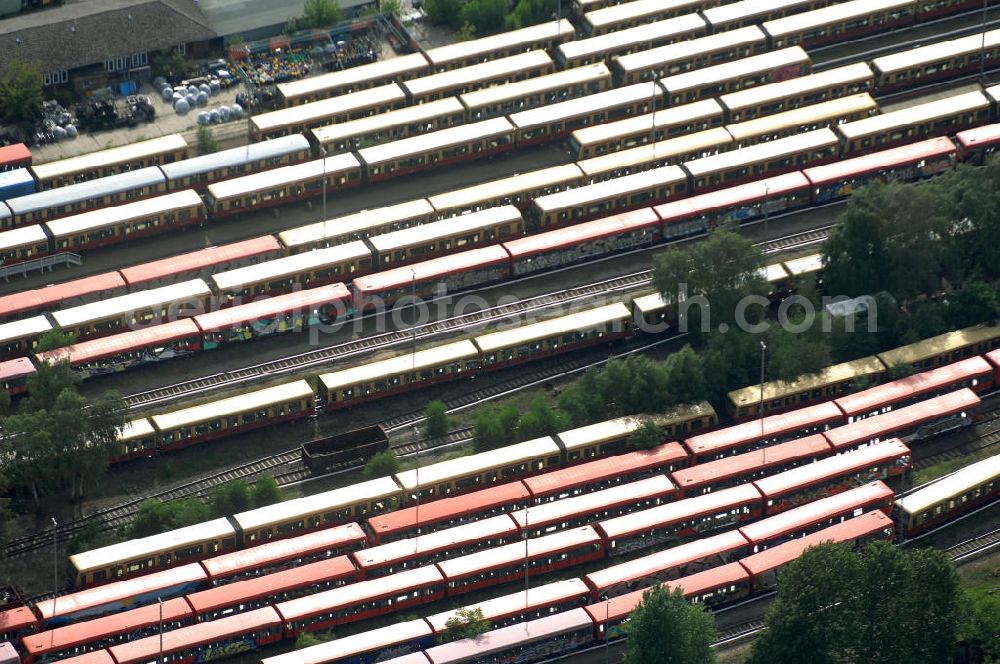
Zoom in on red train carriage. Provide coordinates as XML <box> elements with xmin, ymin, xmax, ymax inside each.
<box><xmin>0</xmin><ymin>143</ymin><xmax>31</xmax><ymax>171</ymax></box>
<box><xmin>275</xmin><ymin>566</ymin><xmax>445</xmax><ymax>636</ymax></box>
<box><xmin>119</xmin><ymin>236</ymin><xmax>283</xmax><ymax>290</ymax></box>
<box><xmin>0</xmin><ymin>605</ymin><xmax>38</xmax><ymax>643</ymax></box>
<box><xmin>0</xmin><ymin>272</ymin><xmax>127</xmax><ymax>324</ymax></box>
<box><xmin>43</xmin><ymin>650</ymin><xmax>115</xmax><ymax>664</ymax></box>
<box><xmin>202</xmin><ymin>522</ymin><xmax>367</xmax><ymax>585</ymax></box>
<box><xmin>352</xmin><ymin>515</ymin><xmax>520</xmax><ymax>579</ymax></box>
<box><xmin>522</xmin><ymin>442</ymin><xmax>689</xmax><ymax>502</ymax></box>
<box><xmin>683</xmin><ymin>400</ymin><xmax>842</xmax><ymax>463</ymax></box>
<box><xmin>425</xmin><ymin>579</ymin><xmax>591</xmax><ymax>634</ymax></box>
<box><xmin>738</xmin><ymin>481</ymin><xmax>894</xmax><ymax>553</ymax></box>
<box><xmin>672</xmin><ymin>434</ymin><xmax>834</xmax><ymax>498</ymax></box>
<box><xmin>186</xmin><ymin>556</ymin><xmax>357</xmax><ymax>622</ymax></box>
<box><xmin>955</xmin><ymin>123</ymin><xmax>1000</xmax><ymax>165</ymax></box>
<box><xmin>510</xmin><ymin>476</ymin><xmax>675</xmax><ymax>538</ymax></box>
<box><xmin>107</xmin><ymin>607</ymin><xmax>282</xmax><ymax>664</ymax></box>
<box><xmin>0</xmin><ymin>357</ymin><xmax>35</xmax><ymax>396</ymax></box>
<box><xmin>437</xmin><ymin>526</ymin><xmax>604</xmax><ymax>596</ymax></box>
<box><xmin>22</xmin><ymin>598</ymin><xmax>194</xmax><ymax>664</ymax></box>
<box><xmin>365</xmin><ymin>481</ymin><xmax>530</xmax><ymax>545</ymax></box>
<box><xmin>753</xmin><ymin>440</ymin><xmax>912</xmax><ymax>515</ymax></box>
<box><xmin>263</xmin><ymin>620</ymin><xmax>433</xmax><ymax>664</ymax></box>
<box><xmin>834</xmin><ymin>358</ymin><xmax>993</xmax><ymax>422</ymax></box>
<box><xmin>594</xmin><ymin>484</ymin><xmax>762</xmax><ymax>556</ymax></box>
<box><xmin>740</xmin><ymin>511</ymin><xmax>894</xmax><ymax>593</ymax></box>
<box><xmin>822</xmin><ymin>389</ymin><xmax>981</xmax><ymax>451</ymax></box>
<box><xmin>584</xmin><ymin>529</ymin><xmax>751</xmax><ymax>599</ymax></box>
<box><xmin>989</xmin><ymin>349</ymin><xmax>1000</xmax><ymax>383</ymax></box>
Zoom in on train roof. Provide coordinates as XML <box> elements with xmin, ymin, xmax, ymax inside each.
<box><xmin>318</xmin><ymin>339</ymin><xmax>480</xmax><ymax>392</ymax></box>
<box><xmin>436</xmin><ymin>527</ymin><xmax>601</xmax><ymax>579</ymax></box>
<box><xmin>763</xmin><ymin>0</ymin><xmax>914</xmax><ymax>38</ymax></box>
<box><xmin>402</xmin><ymin>51</ymin><xmax>553</xmax><ymax>100</ymax></box>
<box><xmin>118</xmin><ymin>417</ymin><xmax>156</xmax><ymax>444</ymax></box>
<box><xmin>662</xmin><ymin>46</ymin><xmax>810</xmax><ymax>95</ymax></box>
<box><xmin>36</xmin><ymin>318</ymin><xmax>200</xmax><ymax>365</ymax></box>
<box><xmin>725</xmin><ymin>93</ymin><xmax>876</xmax><ymax>142</ymax></box>
<box><xmin>510</xmin><ymin>80</ymin><xmax>663</xmax><ymax>130</ymax></box>
<box><xmin>570</xmin><ymin>98</ymin><xmax>724</xmax><ymax>146</ymax></box>
<box><xmin>45</xmin><ymin>190</ymin><xmax>204</xmax><ymax>238</ymax></box>
<box><xmin>533</xmin><ymin>165</ymin><xmax>686</xmax><ymax>212</ymax></box>
<box><xmin>523</xmin><ymin>442</ymin><xmax>688</xmax><ymax>497</ymax></box>
<box><xmin>424</xmin><ymin>578</ymin><xmax>589</xmax><ymax>632</ymax></box>
<box><xmin>159</xmin><ymin>134</ymin><xmax>310</xmax><ymax>179</ymax></box>
<box><xmin>503</xmin><ymin>208</ymin><xmax>658</xmax><ymax>257</ymax></box>
<box><xmin>559</xmin><ymin>13</ymin><xmax>705</xmax><ymax>62</ymax></box>
<box><xmin>836</xmin><ymin>91</ymin><xmax>990</xmax><ymax>142</ymax></box>
<box><xmin>427</xmin><ymin>163</ymin><xmax>584</xmax><ymax>213</ymax></box>
<box><xmin>0</xmin><ymin>167</ymin><xmax>34</xmax><ymax>188</ymax></box>
<box><xmin>194</xmin><ymin>283</ymin><xmax>351</xmax><ymax>332</ymax></box>
<box><xmin>108</xmin><ymin>607</ymin><xmax>281</xmax><ymax>664</ymax></box>
<box><xmin>803</xmin><ymin>136</ymin><xmax>957</xmax><ymax>184</ymax></box>
<box><xmin>29</xmin><ymin>135</ymin><xmax>186</xmax><ymax>182</ymax></box>
<box><xmin>0</xmin><ymin>605</ymin><xmax>38</xmax><ymax>631</ymax></box>
<box><xmin>68</xmin><ymin>521</ymin><xmax>232</xmax><ymax>577</ymax></box>
<box><xmin>684</xmin><ymin>128</ymin><xmax>836</xmax><ymax>178</ymax></box>
<box><xmin>727</xmin><ymin>355</ymin><xmax>885</xmax><ymax>409</ymax></box>
<box><xmin>353</xmin><ymin>515</ymin><xmax>518</xmax><ymax>569</ymax></box>
<box><xmin>0</xmin><ymin>272</ymin><xmax>126</xmax><ymax>319</ymax></box>
<box><xmin>460</xmin><ymin>63</ymin><xmax>610</xmax><ymax>112</ymax></box>
<box><xmin>614</xmin><ymin>26</ymin><xmax>765</xmax><ymax>74</ymax></box>
<box><xmin>897</xmin><ymin>453</ymin><xmax>1000</xmax><ymax>514</ymax></box>
<box><xmin>200</xmin><ymin>522</ymin><xmax>366</xmax><ymax>579</ymax></box>
<box><xmin>834</xmin><ymin>357</ymin><xmax>992</xmax><ymax>416</ymax></box>
<box><xmin>0</xmin><ymin>315</ymin><xmax>52</xmax><ymax>345</ymax></box>
<box><xmin>366</xmin><ymin>205</ymin><xmax>522</xmax><ymax>253</ymax></box>
<box><xmin>366</xmin><ymin>481</ymin><xmax>530</xmax><ymax>537</ymax></box>
<box><xmin>0</xmin><ymin>142</ymin><xmax>31</xmax><ymax>164</ymax></box>
<box><xmin>474</xmin><ymin>302</ymin><xmax>631</xmax><ymax>352</ymax></box>
<box><xmin>395</xmin><ymin>436</ymin><xmax>561</xmax><ymax>491</ymax></box>
<box><xmin>877</xmin><ymin>324</ymin><xmax>1000</xmax><ymax>367</ymax></box>
<box><xmin>233</xmin><ymin>476</ymin><xmax>401</xmax><ymax>531</ymax></box>
<box><xmin>211</xmin><ymin>241</ymin><xmax>370</xmax><ymax>292</ymax></box>
<box><xmin>753</xmin><ymin>440</ymin><xmax>909</xmax><ymax>497</ymax></box>
<box><xmin>585</xmin><ymin>0</ymin><xmax>701</xmax><ymax>31</ymax></box>
<box><xmin>685</xmin><ymin>401</ymin><xmax>842</xmax><ymax>457</ymax></box>
<box><xmin>278</xmin><ymin>199</ymin><xmax>435</xmax><ymax>248</ymax></box>
<box><xmin>872</xmin><ymin>27</ymin><xmax>1000</xmax><ymax>73</ymax></box>
<box><xmin>263</xmin><ymin>620</ymin><xmax>432</xmax><ymax>664</ymax></box>
<box><xmin>151</xmin><ymin>380</ymin><xmax>313</xmax><ymax>431</ymax></box>
<box><xmin>6</xmin><ymin>167</ymin><xmax>166</xmax><ymax>215</ymax></box>
<box><xmin>0</xmin><ymin>356</ymin><xmax>36</xmax><ymax>381</ymax></box>
<box><xmin>740</xmin><ymin>481</ymin><xmax>892</xmax><ymax>545</ymax></box>
<box><xmin>51</xmin><ymin>279</ymin><xmax>211</xmax><ymax>328</ymax></box>
<box><xmin>44</xmin><ymin>649</ymin><xmax>115</xmax><ymax>664</ymax></box>
<box><xmin>511</xmin><ymin>475</ymin><xmax>674</xmax><ymax>529</ymax></box>
<box><xmin>0</xmin><ymin>223</ymin><xmax>47</xmax><ymax>251</ymax></box>
<box><xmin>311</xmin><ymin>97</ymin><xmax>466</xmax><ymax>146</ymax></box>
<box><xmin>782</xmin><ymin>252</ymin><xmax>823</xmax><ymax>277</ymax></box>
<box><xmin>703</xmin><ymin>0</ymin><xmax>819</xmax><ymax>27</ymax></box>
<box><xmin>556</xmin><ymin>413</ymin><xmax>670</xmax><ymax>454</ymax></box>
<box><xmin>423</xmin><ymin>608</ymin><xmax>593</xmax><ymax>664</ymax></box>
<box><xmin>358</xmin><ymin>117</ymin><xmax>516</xmax><ymax>166</ymax></box>
<box><xmin>424</xmin><ymin>19</ymin><xmax>573</xmax><ymax>68</ymax></box>
<box><xmin>597</xmin><ymin>484</ymin><xmax>761</xmax><ymax>540</ymax></box>
<box><xmin>577</xmin><ymin>127</ymin><xmax>733</xmax><ymax>178</ymax></box>
<box><xmin>354</xmin><ymin>245</ymin><xmax>511</xmax><ymax>293</ymax></box>
<box><xmin>251</xmin><ymin>84</ymin><xmax>407</xmax><ymax>135</ymax></box>
<box><xmin>206</xmin><ymin>154</ymin><xmax>361</xmax><ymax>200</ymax></box>
<box><xmin>673</xmin><ymin>434</ymin><xmax>833</xmax><ymax>490</ymax></box>
<box><xmin>119</xmin><ymin>235</ymin><xmax>282</xmax><ymax>287</ymax></box>
<box><xmin>824</xmin><ymin>388</ymin><xmax>980</xmax><ymax>450</ymax></box>
<box><xmin>719</xmin><ymin>63</ymin><xmax>873</xmax><ymax>112</ymax></box>
<box><xmin>654</xmin><ymin>171</ymin><xmax>811</xmax><ymax>221</ymax></box>
<box><xmin>277</xmin><ymin>52</ymin><xmax>429</xmax><ymax>102</ymax></box>
<box><xmin>739</xmin><ymin>511</ymin><xmax>893</xmax><ymax>575</ymax></box>
<box><xmin>585</xmin><ymin>529</ymin><xmax>749</xmax><ymax>590</ymax></box>
<box><xmin>275</xmin><ymin>565</ymin><xmax>443</xmax><ymax>620</ymax></box>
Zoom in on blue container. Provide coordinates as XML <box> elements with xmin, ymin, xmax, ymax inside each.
<box><xmin>0</xmin><ymin>168</ymin><xmax>36</xmax><ymax>201</ymax></box>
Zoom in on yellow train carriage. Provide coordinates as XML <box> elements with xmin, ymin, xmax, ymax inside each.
<box><xmin>877</xmin><ymin>323</ymin><xmax>1000</xmax><ymax>372</ymax></box>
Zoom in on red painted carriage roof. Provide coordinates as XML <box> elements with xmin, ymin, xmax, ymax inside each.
<box><xmin>834</xmin><ymin>358</ymin><xmax>991</xmax><ymax>416</ymax></box>
<box><xmin>653</xmin><ymin>172</ymin><xmax>810</xmax><ymax>221</ymax></box>
<box><xmin>802</xmin><ymin>137</ymin><xmax>956</xmax><ymax>184</ymax></box>
<box><xmin>0</xmin><ymin>604</ymin><xmax>38</xmax><ymax>631</ymax></box>
<box><xmin>753</xmin><ymin>440</ymin><xmax>910</xmax><ymax>498</ymax></box>
<box><xmin>0</xmin><ymin>143</ymin><xmax>31</xmax><ymax>166</ymax></box>
<box><xmin>0</xmin><ymin>272</ymin><xmax>126</xmax><ymax>319</ymax></box>
<box><xmin>956</xmin><ymin>122</ymin><xmax>1000</xmax><ymax>149</ymax></box>
<box><xmin>35</xmin><ymin>319</ymin><xmax>200</xmax><ymax>366</ymax></box>
<box><xmin>275</xmin><ymin>566</ymin><xmax>442</xmax><ymax>621</ymax></box>
<box><xmin>424</xmin><ymin>578</ymin><xmax>589</xmax><ymax>633</ymax></box>
<box><xmin>0</xmin><ymin>356</ymin><xmax>35</xmax><ymax>382</ymax></box>
<box><xmin>42</xmin><ymin>650</ymin><xmax>114</xmax><ymax>664</ymax></box>
<box><xmin>685</xmin><ymin>401</ymin><xmax>842</xmax><ymax>457</ymax></box>
<box><xmin>503</xmin><ymin>208</ymin><xmax>659</xmax><ymax>257</ymax></box>
<box><xmin>510</xmin><ymin>475</ymin><xmax>674</xmax><ymax>530</ymax></box>
<box><xmin>353</xmin><ymin>245</ymin><xmax>511</xmax><ymax>293</ymax></box>
<box><xmin>672</xmin><ymin>434</ymin><xmax>833</xmax><ymax>491</ymax></box>
<box><xmin>119</xmin><ymin>236</ymin><xmax>282</xmax><ymax>287</ymax></box>
<box><xmin>352</xmin><ymin>515</ymin><xmax>518</xmax><ymax>570</ymax></box>
<box><xmin>194</xmin><ymin>283</ymin><xmax>350</xmax><ymax>332</ymax></box>
<box><xmin>436</xmin><ymin>526</ymin><xmax>600</xmax><ymax>580</ymax></box>
<box><xmin>523</xmin><ymin>442</ymin><xmax>688</xmax><ymax>497</ymax></box>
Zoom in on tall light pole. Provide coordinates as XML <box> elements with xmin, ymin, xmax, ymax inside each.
<box><xmin>763</xmin><ymin>183</ymin><xmax>770</xmax><ymax>241</ymax></box>
<box><xmin>759</xmin><ymin>340</ymin><xmax>767</xmax><ymax>464</ymax></box>
<box><xmin>602</xmin><ymin>594</ymin><xmax>610</xmax><ymax>664</ymax></box>
<box><xmin>320</xmin><ymin>147</ymin><xmax>328</xmax><ymax>224</ymax></box>
<box><xmin>158</xmin><ymin>597</ymin><xmax>164</xmax><ymax>664</ymax></box>
<box><xmin>50</xmin><ymin>517</ymin><xmax>57</xmax><ymax>648</ymax></box>
<box><xmin>981</xmin><ymin>0</ymin><xmax>989</xmax><ymax>81</ymax></box>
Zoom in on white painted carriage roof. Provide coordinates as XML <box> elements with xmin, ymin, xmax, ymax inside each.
<box><xmin>206</xmin><ymin>154</ymin><xmax>360</xmax><ymax>200</ymax></box>
<box><xmin>31</xmin><ymin>135</ymin><xmax>186</xmax><ymax>181</ymax></box>
<box><xmin>783</xmin><ymin>253</ymin><xmax>823</xmax><ymax>277</ymax></box>
<box><xmin>877</xmin><ymin>324</ymin><xmax>1000</xmax><ymax>367</ymax></box>
<box><xmin>211</xmin><ymin>240</ymin><xmax>370</xmax><ymax>291</ymax></box>
<box><xmin>311</xmin><ymin>98</ymin><xmax>466</xmax><ymax>145</ymax></box>
<box><xmin>318</xmin><ymin>339</ymin><xmax>480</xmax><ymax>392</ymax></box>
<box><xmin>119</xmin><ymin>418</ymin><xmax>156</xmax><ymax>442</ymax></box>
<box><xmin>726</xmin><ymin>93</ymin><xmax>876</xmax><ymax>141</ymax></box>
<box><xmin>45</xmin><ymin>190</ymin><xmax>203</xmax><ymax>238</ymax></box>
<box><xmin>5</xmin><ymin>167</ymin><xmax>166</xmax><ymax>215</ymax></box>
<box><xmin>0</xmin><ymin>315</ymin><xmax>51</xmax><ymax>344</ymax></box>
<box><xmin>874</xmin><ymin>28</ymin><xmax>1000</xmax><ymax>73</ymax></box>
<box><xmin>402</xmin><ymin>51</ymin><xmax>553</xmax><ymax>99</ymax></box>
<box><xmin>424</xmin><ymin>578</ymin><xmax>590</xmax><ymax>632</ymax></box>
<box><xmin>703</xmin><ymin>0</ymin><xmax>818</xmax><ymax>26</ymax></box>
<box><xmin>278</xmin><ymin>199</ymin><xmax>435</xmax><ymax>248</ymax></box>
<box><xmin>70</xmin><ymin>518</ymin><xmax>234</xmax><ymax>572</ymax></box>
<box><xmin>663</xmin><ymin>47</ymin><xmax>810</xmax><ymax>95</ymax></box>
<box><xmin>556</xmin><ymin>415</ymin><xmax>654</xmax><ymax>451</ymax></box>
<box><xmin>427</xmin><ymin>164</ymin><xmax>584</xmax><ymax>212</ymax></box>
<box><xmin>474</xmin><ymin>302</ymin><xmax>631</xmax><ymax>352</ymax></box>
<box><xmin>358</xmin><ymin>117</ymin><xmax>515</xmax><ymax>166</ymax></box>
<box><xmin>424</xmin><ymin>19</ymin><xmax>572</xmax><ymax>67</ymax></box>
<box><xmin>0</xmin><ymin>223</ymin><xmax>47</xmax><ymax>249</ymax></box>
<box><xmin>578</xmin><ymin>127</ymin><xmax>732</xmax><ymax>178</ymax></box>
<box><xmin>684</xmin><ymin>128</ymin><xmax>838</xmax><ymax>178</ymax></box>
<box><xmin>262</xmin><ymin>620</ymin><xmax>431</xmax><ymax>664</ymax></box>
<box><xmin>559</xmin><ymin>14</ymin><xmax>705</xmax><ymax>62</ymax></box>
<box><xmin>159</xmin><ymin>135</ymin><xmax>310</xmax><ymax>179</ymax></box>
<box><xmin>763</xmin><ymin>0</ymin><xmax>917</xmax><ymax>38</ymax></box>
<box><xmin>897</xmin><ymin>454</ymin><xmax>1000</xmax><ymax>514</ymax></box>
<box><xmin>51</xmin><ymin>279</ymin><xmax>210</xmax><ymax>328</ymax></box>
<box><xmin>585</xmin><ymin>0</ymin><xmax>699</xmax><ymax>30</ymax></box>
<box><xmin>720</xmin><ymin>63</ymin><xmax>873</xmax><ymax>111</ymax></box>
<box><xmin>277</xmin><ymin>52</ymin><xmax>429</xmax><ymax>101</ymax></box>
<box><xmin>510</xmin><ymin>80</ymin><xmax>661</xmax><ymax>130</ymax></box>
<box><xmin>728</xmin><ymin>355</ymin><xmax>886</xmax><ymax>406</ymax></box>
<box><xmin>533</xmin><ymin>165</ymin><xmax>685</xmax><ymax>212</ymax></box>
<box><xmin>837</xmin><ymin>92</ymin><xmax>989</xmax><ymax>141</ymax></box>
<box><xmin>251</xmin><ymin>84</ymin><xmax>406</xmax><ymax>134</ymax></box>
<box><xmin>615</xmin><ymin>26</ymin><xmax>765</xmax><ymax>73</ymax></box>
<box><xmin>232</xmin><ymin>476</ymin><xmax>401</xmax><ymax>531</ymax></box>
<box><xmin>367</xmin><ymin>205</ymin><xmax>521</xmax><ymax>253</ymax></box>
<box><xmin>395</xmin><ymin>436</ymin><xmax>561</xmax><ymax>490</ymax></box>
<box><xmin>150</xmin><ymin>380</ymin><xmax>313</xmax><ymax>431</ymax></box>
<box><xmin>570</xmin><ymin>98</ymin><xmax>723</xmax><ymax>145</ymax></box>
<box><xmin>460</xmin><ymin>63</ymin><xmax>609</xmax><ymax>112</ymax></box>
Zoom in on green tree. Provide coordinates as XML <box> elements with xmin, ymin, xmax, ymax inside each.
<box><xmin>0</xmin><ymin>59</ymin><xmax>43</xmax><ymax>124</ymax></box>
<box><xmin>424</xmin><ymin>400</ymin><xmax>449</xmax><ymax>438</ymax></box>
<box><xmin>150</xmin><ymin>49</ymin><xmax>190</xmax><ymax>81</ymax></box>
<box><xmin>363</xmin><ymin>451</ymin><xmax>400</xmax><ymax>478</ymax></box>
<box><xmin>473</xmin><ymin>403</ymin><xmax>520</xmax><ymax>452</ymax></box>
<box><xmin>959</xmin><ymin>584</ymin><xmax>1000</xmax><ymax>663</ymax></box>
<box><xmin>442</xmin><ymin>607</ymin><xmax>491</xmax><ymax>642</ymax></box>
<box><xmin>946</xmin><ymin>280</ymin><xmax>1000</xmax><ymax>328</ymax></box>
<box><xmin>211</xmin><ymin>480</ymin><xmax>252</xmax><ymax>516</ymax></box>
<box><xmin>459</xmin><ymin>0</ymin><xmax>508</xmax><ymax>35</ymax></box>
<box><xmin>35</xmin><ymin>327</ymin><xmax>76</xmax><ymax>353</ymax></box>
<box><xmin>557</xmin><ymin>369</ymin><xmax>607</xmax><ymax>425</ymax></box>
<box><xmin>455</xmin><ymin>21</ymin><xmax>477</xmax><ymax>40</ymax></box>
<box><xmin>377</xmin><ymin>0</ymin><xmax>403</xmax><ymax>16</ymax></box>
<box><xmin>627</xmin><ymin>420</ymin><xmax>663</xmax><ymax>451</ymax></box>
<box><xmin>252</xmin><ymin>475</ymin><xmax>283</xmax><ymax>507</ymax></box>
<box><xmin>301</xmin><ymin>0</ymin><xmax>343</xmax><ymax>28</ymax></box>
<box><xmin>0</xmin><ymin>498</ymin><xmax>15</xmax><ymax>549</ymax></box>
<box><xmin>423</xmin><ymin>0</ymin><xmax>463</xmax><ymax>28</ymax></box>
<box><xmin>765</xmin><ymin>326</ymin><xmax>832</xmax><ymax>383</ymax></box>
<box><xmin>888</xmin><ymin>361</ymin><xmax>914</xmax><ymax>380</ymax></box>
<box><xmin>196</xmin><ymin>125</ymin><xmax>219</xmax><ymax>155</ymax></box>
<box><xmin>295</xmin><ymin>630</ymin><xmax>334</xmax><ymax>649</ymax></box>
<box><xmin>517</xmin><ymin>396</ymin><xmax>570</xmax><ymax>440</ymax></box>
<box><xmin>0</xmin><ymin>390</ymin><xmax>10</xmax><ymax>417</ymax></box>
<box><xmin>663</xmin><ymin>344</ymin><xmax>707</xmax><ymax>405</ymax></box>
<box><xmin>624</xmin><ymin>585</ymin><xmax>716</xmax><ymax>664</ymax></box>
<box><xmin>130</xmin><ymin>499</ymin><xmax>173</xmax><ymax>538</ymax></box>
<box><xmin>506</xmin><ymin>0</ymin><xmax>558</xmax><ymax>29</ymax></box>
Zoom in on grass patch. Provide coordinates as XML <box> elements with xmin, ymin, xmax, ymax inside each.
<box><xmin>911</xmin><ymin>447</ymin><xmax>998</xmax><ymax>486</ymax></box>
